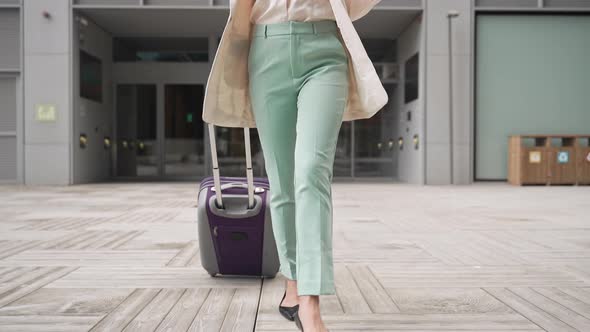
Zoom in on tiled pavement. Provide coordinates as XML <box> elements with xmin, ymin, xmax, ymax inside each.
<box><xmin>0</xmin><ymin>182</ymin><xmax>589</xmax><ymax>331</ymax></box>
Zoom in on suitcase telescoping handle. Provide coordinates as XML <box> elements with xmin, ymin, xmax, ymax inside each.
<box><xmin>207</xmin><ymin>123</ymin><xmax>255</xmax><ymax>210</ymax></box>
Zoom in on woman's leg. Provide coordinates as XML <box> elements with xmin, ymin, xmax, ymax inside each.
<box><xmin>293</xmin><ymin>49</ymin><xmax>349</xmax><ymax>296</ymax></box>
<box><xmin>248</xmin><ymin>34</ymin><xmax>299</xmax><ymax>283</ymax></box>
<box><xmin>249</xmin><ymin>22</ymin><xmax>349</xmax><ymax>331</ymax></box>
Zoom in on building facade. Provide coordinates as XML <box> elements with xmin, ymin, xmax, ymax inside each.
<box><xmin>0</xmin><ymin>0</ymin><xmax>588</xmax><ymax>185</ymax></box>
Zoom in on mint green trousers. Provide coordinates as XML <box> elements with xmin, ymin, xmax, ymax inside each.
<box><xmin>248</xmin><ymin>20</ymin><xmax>349</xmax><ymax>296</ymax></box>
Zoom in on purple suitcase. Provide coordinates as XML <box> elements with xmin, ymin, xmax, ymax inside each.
<box><xmin>197</xmin><ymin>124</ymin><xmax>280</xmax><ymax>278</ymax></box>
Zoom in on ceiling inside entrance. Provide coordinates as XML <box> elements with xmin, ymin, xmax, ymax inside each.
<box><xmin>75</xmin><ymin>7</ymin><xmax>421</xmax><ymax>40</ymax></box>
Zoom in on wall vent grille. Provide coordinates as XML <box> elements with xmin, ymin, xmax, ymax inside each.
<box><xmin>0</xmin><ymin>137</ymin><xmax>17</xmax><ymax>181</ymax></box>
<box><xmin>0</xmin><ymin>9</ymin><xmax>19</xmax><ymax>70</ymax></box>
<box><xmin>0</xmin><ymin>78</ymin><xmax>16</xmax><ymax>132</ymax></box>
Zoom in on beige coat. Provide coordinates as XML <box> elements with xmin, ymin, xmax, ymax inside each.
<box><xmin>202</xmin><ymin>0</ymin><xmax>388</xmax><ymax>128</ymax></box>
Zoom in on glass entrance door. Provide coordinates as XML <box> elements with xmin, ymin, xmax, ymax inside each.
<box><xmin>115</xmin><ymin>84</ymin><xmax>158</xmax><ymax>177</ymax></box>
<box><xmin>164</xmin><ymin>84</ymin><xmax>206</xmax><ymax>177</ymax></box>
<box><xmin>115</xmin><ymin>83</ymin><xmax>207</xmax><ymax>179</ymax></box>
<box><xmin>114</xmin><ymin>84</ymin><xmax>396</xmax><ymax>180</ymax></box>
<box><xmin>333</xmin><ymin>107</ymin><xmax>397</xmax><ymax>179</ymax></box>
<box><xmin>353</xmin><ymin>108</ymin><xmax>397</xmax><ymax>178</ymax></box>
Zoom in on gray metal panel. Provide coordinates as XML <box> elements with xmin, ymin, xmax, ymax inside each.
<box><xmin>25</xmin><ymin>144</ymin><xmax>70</xmax><ymax>185</ymax></box>
<box><xmin>0</xmin><ymin>9</ymin><xmax>20</xmax><ymax>69</ymax></box>
<box><xmin>24</xmin><ymin>54</ymin><xmax>70</xmax><ymax>144</ymax></box>
<box><xmin>24</xmin><ymin>0</ymin><xmax>69</xmax><ymax>54</ymax></box>
<box><xmin>396</xmin><ymin>15</ymin><xmax>424</xmax><ymax>184</ymax></box>
<box><xmin>73</xmin><ymin>8</ymin><xmax>115</xmax><ymax>184</ymax></box>
<box><xmin>74</xmin><ymin>0</ymin><xmax>141</xmax><ymax>5</ymax></box>
<box><xmin>426</xmin><ymin>0</ymin><xmax>472</xmax><ymax>56</ymax></box>
<box><xmin>23</xmin><ymin>0</ymin><xmax>72</xmax><ymax>185</ymax></box>
<box><xmin>0</xmin><ymin>137</ymin><xmax>17</xmax><ymax>181</ymax></box>
<box><xmin>378</xmin><ymin>0</ymin><xmax>422</xmax><ymax>7</ymax></box>
<box><xmin>475</xmin><ymin>0</ymin><xmax>538</xmax><ymax>7</ymax></box>
<box><xmin>545</xmin><ymin>0</ymin><xmax>590</xmax><ymax>8</ymax></box>
<box><xmin>0</xmin><ymin>77</ymin><xmax>16</xmax><ymax>132</ymax></box>
<box><xmin>0</xmin><ymin>0</ymin><xmax>20</xmax><ymax>5</ymax></box>
<box><xmin>424</xmin><ymin>0</ymin><xmax>473</xmax><ymax>185</ymax></box>
<box><xmin>145</xmin><ymin>0</ymin><xmax>210</xmax><ymax>6</ymax></box>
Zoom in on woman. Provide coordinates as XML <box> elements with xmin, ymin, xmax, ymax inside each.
<box><xmin>203</xmin><ymin>1</ymin><xmax>387</xmax><ymax>331</ymax></box>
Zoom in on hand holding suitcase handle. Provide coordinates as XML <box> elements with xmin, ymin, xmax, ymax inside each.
<box><xmin>207</xmin><ymin>123</ymin><xmax>255</xmax><ymax>210</ymax></box>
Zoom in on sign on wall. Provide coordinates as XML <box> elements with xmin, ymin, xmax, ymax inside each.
<box><xmin>528</xmin><ymin>151</ymin><xmax>541</xmax><ymax>164</ymax></box>
<box><xmin>557</xmin><ymin>151</ymin><xmax>569</xmax><ymax>164</ymax></box>
<box><xmin>35</xmin><ymin>104</ymin><xmax>57</xmax><ymax>122</ymax></box>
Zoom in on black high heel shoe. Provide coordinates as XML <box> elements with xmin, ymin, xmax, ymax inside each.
<box><xmin>279</xmin><ymin>290</ymin><xmax>299</xmax><ymax>321</ymax></box>
<box><xmin>293</xmin><ymin>310</ymin><xmax>304</xmax><ymax>331</ymax></box>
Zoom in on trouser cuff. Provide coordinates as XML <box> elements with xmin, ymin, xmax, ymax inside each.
<box><xmin>296</xmin><ymin>281</ymin><xmax>336</xmax><ymax>296</ymax></box>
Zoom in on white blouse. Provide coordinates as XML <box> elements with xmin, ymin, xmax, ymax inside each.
<box><xmin>250</xmin><ymin>0</ymin><xmax>336</xmax><ymax>24</ymax></box>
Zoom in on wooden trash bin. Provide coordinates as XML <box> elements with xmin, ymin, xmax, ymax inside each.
<box><xmin>547</xmin><ymin>136</ymin><xmax>577</xmax><ymax>185</ymax></box>
<box><xmin>508</xmin><ymin>135</ymin><xmax>550</xmax><ymax>185</ymax></box>
<box><xmin>576</xmin><ymin>136</ymin><xmax>590</xmax><ymax>185</ymax></box>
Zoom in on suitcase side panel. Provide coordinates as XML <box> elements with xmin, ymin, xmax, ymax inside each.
<box><xmin>197</xmin><ymin>186</ymin><xmax>220</xmax><ymax>276</ymax></box>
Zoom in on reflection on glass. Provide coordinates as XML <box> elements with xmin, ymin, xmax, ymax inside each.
<box><xmin>405</xmin><ymin>52</ymin><xmax>419</xmax><ymax>103</ymax></box>
<box><xmin>116</xmin><ymin>84</ymin><xmax>158</xmax><ymax>177</ymax></box>
<box><xmin>334</xmin><ymin>122</ymin><xmax>352</xmax><ymax>177</ymax></box>
<box><xmin>354</xmin><ymin>107</ymin><xmax>395</xmax><ymax>178</ymax></box>
<box><xmin>164</xmin><ymin>85</ymin><xmax>206</xmax><ymax>176</ymax></box>
<box><xmin>113</xmin><ymin>37</ymin><xmax>209</xmax><ymax>62</ymax></box>
<box><xmin>212</xmin><ymin>127</ymin><xmax>266</xmax><ymax>177</ymax></box>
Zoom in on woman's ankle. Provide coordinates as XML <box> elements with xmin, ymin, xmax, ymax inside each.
<box><xmin>282</xmin><ymin>279</ymin><xmax>299</xmax><ymax>306</ymax></box>
<box><xmin>297</xmin><ymin>297</ymin><xmax>327</xmax><ymax>331</ymax></box>
<box><xmin>298</xmin><ymin>295</ymin><xmax>320</xmax><ymax>305</ymax></box>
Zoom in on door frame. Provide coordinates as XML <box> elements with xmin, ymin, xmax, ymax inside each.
<box><xmin>112</xmin><ymin>82</ymin><xmax>210</xmax><ymax>181</ymax></box>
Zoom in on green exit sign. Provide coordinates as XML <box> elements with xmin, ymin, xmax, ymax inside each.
<box><xmin>186</xmin><ymin>113</ymin><xmax>193</xmax><ymax>123</ymax></box>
